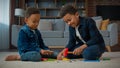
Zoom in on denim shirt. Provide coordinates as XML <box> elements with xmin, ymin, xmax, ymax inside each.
<box><xmin>17</xmin><ymin>24</ymin><xmax>49</xmax><ymax>55</ymax></box>
<box><xmin>66</xmin><ymin>17</ymin><xmax>105</xmax><ymax>51</ymax></box>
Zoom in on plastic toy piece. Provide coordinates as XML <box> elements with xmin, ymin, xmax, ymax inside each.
<box><xmin>41</xmin><ymin>58</ymin><xmax>48</xmax><ymax>61</ymax></box>
<box><xmin>102</xmin><ymin>57</ymin><xmax>111</xmax><ymax>60</ymax></box>
<box><xmin>63</xmin><ymin>48</ymin><xmax>73</xmax><ymax>57</ymax></box>
<box><xmin>62</xmin><ymin>57</ymin><xmax>70</xmax><ymax>61</ymax></box>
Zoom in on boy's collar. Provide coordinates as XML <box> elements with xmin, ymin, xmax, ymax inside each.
<box><xmin>26</xmin><ymin>24</ymin><xmax>37</xmax><ymax>30</ymax></box>
<box><xmin>79</xmin><ymin>16</ymin><xmax>84</xmax><ymax>26</ymax></box>
<box><xmin>75</xmin><ymin>24</ymin><xmax>80</xmax><ymax>29</ymax></box>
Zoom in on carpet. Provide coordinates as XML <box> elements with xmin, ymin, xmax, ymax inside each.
<box><xmin>0</xmin><ymin>52</ymin><xmax>120</xmax><ymax>68</ymax></box>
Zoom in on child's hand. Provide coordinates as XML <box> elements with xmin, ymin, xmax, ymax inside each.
<box><xmin>57</xmin><ymin>49</ymin><xmax>66</xmax><ymax>60</ymax></box>
<box><xmin>57</xmin><ymin>52</ymin><xmax>63</xmax><ymax>60</ymax></box>
<box><xmin>40</xmin><ymin>50</ymin><xmax>53</xmax><ymax>55</ymax></box>
<box><xmin>73</xmin><ymin>44</ymin><xmax>87</xmax><ymax>55</ymax></box>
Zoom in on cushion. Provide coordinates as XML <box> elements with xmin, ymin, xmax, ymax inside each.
<box><xmin>100</xmin><ymin>19</ymin><xmax>110</xmax><ymax>30</ymax></box>
<box><xmin>38</xmin><ymin>20</ymin><xmax>52</xmax><ymax>31</ymax></box>
<box><xmin>95</xmin><ymin>19</ymin><xmax>102</xmax><ymax>30</ymax></box>
<box><xmin>64</xmin><ymin>31</ymin><xmax>69</xmax><ymax>38</ymax></box>
<box><xmin>53</xmin><ymin>19</ymin><xmax>65</xmax><ymax>31</ymax></box>
<box><xmin>65</xmin><ymin>23</ymin><xmax>69</xmax><ymax>31</ymax></box>
<box><xmin>91</xmin><ymin>16</ymin><xmax>103</xmax><ymax>30</ymax></box>
<box><xmin>99</xmin><ymin>30</ymin><xmax>109</xmax><ymax>37</ymax></box>
<box><xmin>40</xmin><ymin>31</ymin><xmax>64</xmax><ymax>38</ymax></box>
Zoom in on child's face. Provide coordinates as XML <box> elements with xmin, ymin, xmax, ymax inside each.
<box><xmin>25</xmin><ymin>14</ymin><xmax>40</xmax><ymax>30</ymax></box>
<box><xmin>63</xmin><ymin>12</ymin><xmax>79</xmax><ymax>28</ymax></box>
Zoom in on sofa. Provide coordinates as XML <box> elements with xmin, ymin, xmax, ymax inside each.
<box><xmin>91</xmin><ymin>16</ymin><xmax>118</xmax><ymax>52</ymax></box>
<box><xmin>11</xmin><ymin>16</ymin><xmax>118</xmax><ymax>52</ymax></box>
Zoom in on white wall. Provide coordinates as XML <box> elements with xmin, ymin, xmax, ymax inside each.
<box><xmin>0</xmin><ymin>0</ymin><xmax>10</xmax><ymax>49</ymax></box>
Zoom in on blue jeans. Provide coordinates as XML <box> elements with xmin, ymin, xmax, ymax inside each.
<box><xmin>67</xmin><ymin>45</ymin><xmax>104</xmax><ymax>60</ymax></box>
<box><xmin>20</xmin><ymin>51</ymin><xmax>59</xmax><ymax>61</ymax></box>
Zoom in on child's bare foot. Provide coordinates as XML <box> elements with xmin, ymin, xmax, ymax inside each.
<box><xmin>5</xmin><ymin>55</ymin><xmax>20</xmax><ymax>61</ymax></box>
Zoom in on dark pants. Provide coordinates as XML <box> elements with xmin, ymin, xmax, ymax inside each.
<box><xmin>20</xmin><ymin>50</ymin><xmax>59</xmax><ymax>61</ymax></box>
<box><xmin>67</xmin><ymin>45</ymin><xmax>104</xmax><ymax>60</ymax></box>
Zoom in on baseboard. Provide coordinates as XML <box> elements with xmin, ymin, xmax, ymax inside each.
<box><xmin>48</xmin><ymin>46</ymin><xmax>65</xmax><ymax>49</ymax></box>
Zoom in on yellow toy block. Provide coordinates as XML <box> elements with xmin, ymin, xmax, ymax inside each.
<box><xmin>62</xmin><ymin>57</ymin><xmax>70</xmax><ymax>61</ymax></box>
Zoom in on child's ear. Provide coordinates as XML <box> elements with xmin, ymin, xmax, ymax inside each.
<box><xmin>24</xmin><ymin>17</ymin><xmax>28</xmax><ymax>23</ymax></box>
<box><xmin>75</xmin><ymin>12</ymin><xmax>79</xmax><ymax>17</ymax></box>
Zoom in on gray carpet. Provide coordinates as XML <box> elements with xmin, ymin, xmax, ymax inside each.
<box><xmin>0</xmin><ymin>52</ymin><xmax>120</xmax><ymax>68</ymax></box>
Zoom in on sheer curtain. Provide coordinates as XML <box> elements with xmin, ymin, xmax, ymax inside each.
<box><xmin>0</xmin><ymin>0</ymin><xmax>10</xmax><ymax>49</ymax></box>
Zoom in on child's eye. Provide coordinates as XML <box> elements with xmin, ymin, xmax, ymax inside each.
<box><xmin>67</xmin><ymin>19</ymin><xmax>71</xmax><ymax>22</ymax></box>
<box><xmin>32</xmin><ymin>21</ymin><xmax>36</xmax><ymax>23</ymax></box>
<box><xmin>68</xmin><ymin>19</ymin><xmax>71</xmax><ymax>21</ymax></box>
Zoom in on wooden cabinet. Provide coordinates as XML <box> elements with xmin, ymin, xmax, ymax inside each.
<box><xmin>12</xmin><ymin>0</ymin><xmax>88</xmax><ymax>25</ymax></box>
<box><xmin>23</xmin><ymin>0</ymin><xmax>88</xmax><ymax>19</ymax></box>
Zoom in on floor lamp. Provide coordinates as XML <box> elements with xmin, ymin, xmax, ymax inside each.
<box><xmin>15</xmin><ymin>8</ymin><xmax>24</xmax><ymax>25</ymax></box>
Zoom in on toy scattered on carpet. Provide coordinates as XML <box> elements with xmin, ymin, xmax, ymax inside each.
<box><xmin>63</xmin><ymin>48</ymin><xmax>73</xmax><ymax>57</ymax></box>
<box><xmin>40</xmin><ymin>57</ymin><xmax>111</xmax><ymax>62</ymax></box>
<box><xmin>62</xmin><ymin>48</ymin><xmax>73</xmax><ymax>62</ymax></box>
<box><xmin>41</xmin><ymin>58</ymin><xmax>56</xmax><ymax>62</ymax></box>
<box><xmin>62</xmin><ymin>57</ymin><xmax>70</xmax><ymax>61</ymax></box>
<box><xmin>41</xmin><ymin>58</ymin><xmax>48</xmax><ymax>61</ymax></box>
<box><xmin>101</xmin><ymin>57</ymin><xmax>111</xmax><ymax>61</ymax></box>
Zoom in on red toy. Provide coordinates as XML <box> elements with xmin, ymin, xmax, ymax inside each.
<box><xmin>41</xmin><ymin>58</ymin><xmax>48</xmax><ymax>61</ymax></box>
<box><xmin>63</xmin><ymin>48</ymin><xmax>73</xmax><ymax>57</ymax></box>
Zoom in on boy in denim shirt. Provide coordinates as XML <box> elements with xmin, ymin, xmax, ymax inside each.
<box><xmin>5</xmin><ymin>7</ymin><xmax>58</xmax><ymax>61</ymax></box>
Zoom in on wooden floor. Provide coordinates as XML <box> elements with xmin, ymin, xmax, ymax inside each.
<box><xmin>111</xmin><ymin>44</ymin><xmax>120</xmax><ymax>52</ymax></box>
<box><xmin>111</xmin><ymin>33</ymin><xmax>120</xmax><ymax>52</ymax></box>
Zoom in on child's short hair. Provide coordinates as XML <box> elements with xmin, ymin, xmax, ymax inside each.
<box><xmin>59</xmin><ymin>4</ymin><xmax>78</xmax><ymax>18</ymax></box>
<box><xmin>25</xmin><ymin>7</ymin><xmax>40</xmax><ymax>18</ymax></box>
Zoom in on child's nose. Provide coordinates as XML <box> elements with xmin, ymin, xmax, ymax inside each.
<box><xmin>68</xmin><ymin>22</ymin><xmax>71</xmax><ymax>25</ymax></box>
<box><xmin>35</xmin><ymin>22</ymin><xmax>39</xmax><ymax>25</ymax></box>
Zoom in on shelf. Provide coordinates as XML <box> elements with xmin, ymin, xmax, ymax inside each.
<box><xmin>40</xmin><ymin>16</ymin><xmax>61</xmax><ymax>19</ymax></box>
<box><xmin>78</xmin><ymin>8</ymin><xmax>86</xmax><ymax>10</ymax></box>
<box><xmin>39</xmin><ymin>8</ymin><xmax>60</xmax><ymax>10</ymax></box>
<box><xmin>22</xmin><ymin>0</ymin><xmax>88</xmax><ymax>19</ymax></box>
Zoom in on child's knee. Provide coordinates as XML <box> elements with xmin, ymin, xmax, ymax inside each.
<box><xmin>21</xmin><ymin>52</ymin><xmax>41</xmax><ymax>61</ymax></box>
<box><xmin>30</xmin><ymin>53</ymin><xmax>41</xmax><ymax>61</ymax></box>
<box><xmin>82</xmin><ymin>50</ymin><xmax>99</xmax><ymax>60</ymax></box>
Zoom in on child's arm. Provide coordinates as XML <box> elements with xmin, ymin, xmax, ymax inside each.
<box><xmin>36</xmin><ymin>30</ymin><xmax>49</xmax><ymax>50</ymax></box>
<box><xmin>40</xmin><ymin>49</ymin><xmax>53</xmax><ymax>55</ymax></box>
